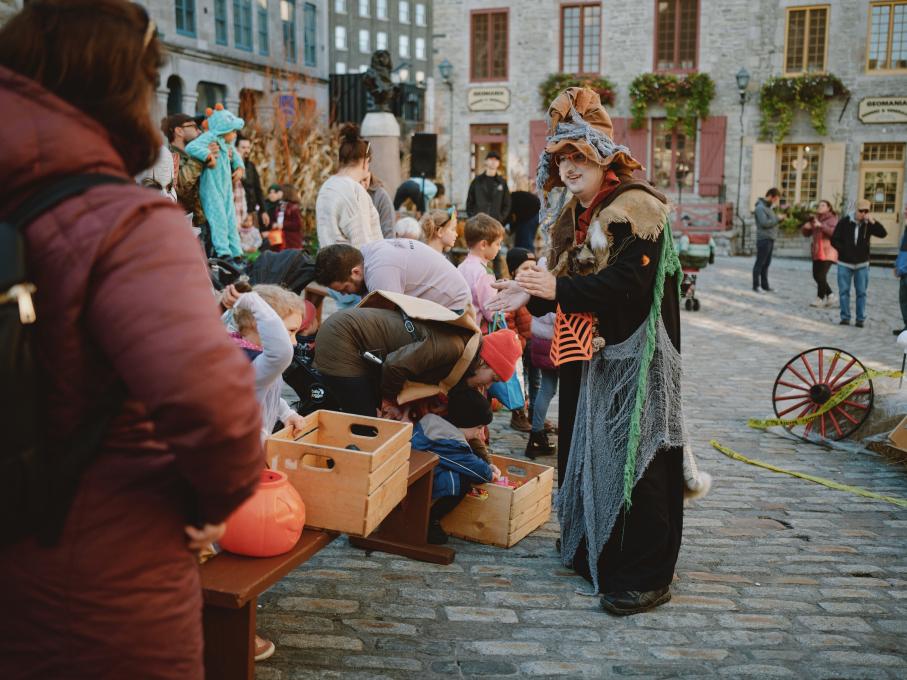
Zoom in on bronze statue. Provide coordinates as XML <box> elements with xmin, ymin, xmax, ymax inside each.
<box><xmin>363</xmin><ymin>50</ymin><xmax>398</xmax><ymax>113</ymax></box>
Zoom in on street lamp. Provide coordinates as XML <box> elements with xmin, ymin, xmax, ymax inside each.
<box><xmin>735</xmin><ymin>67</ymin><xmax>751</xmax><ymax>251</ymax></box>
<box><xmin>438</xmin><ymin>59</ymin><xmax>454</xmax><ymax>208</ymax></box>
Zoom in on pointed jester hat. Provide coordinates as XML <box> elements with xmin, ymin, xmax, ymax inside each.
<box><xmin>535</xmin><ymin>87</ymin><xmax>642</xmax><ymax>194</ymax></box>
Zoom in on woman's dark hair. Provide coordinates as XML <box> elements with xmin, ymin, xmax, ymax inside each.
<box><xmin>338</xmin><ymin>123</ymin><xmax>370</xmax><ymax>168</ymax></box>
<box><xmin>0</xmin><ymin>0</ymin><xmax>165</xmax><ymax>175</ymax></box>
<box><xmin>766</xmin><ymin>187</ymin><xmax>781</xmax><ymax>198</ymax></box>
<box><xmin>818</xmin><ymin>199</ymin><xmax>836</xmax><ymax>216</ymax></box>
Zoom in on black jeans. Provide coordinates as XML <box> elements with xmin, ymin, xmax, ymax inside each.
<box><xmin>812</xmin><ymin>260</ymin><xmax>833</xmax><ymax>299</ymax></box>
<box><xmin>318</xmin><ymin>374</ymin><xmax>379</xmax><ymax>417</ymax></box>
<box><xmin>430</xmin><ymin>484</ymin><xmax>471</xmax><ymax>522</ymax></box>
<box><xmin>752</xmin><ymin>239</ymin><xmax>774</xmax><ymax>290</ymax></box>
<box><xmin>900</xmin><ymin>277</ymin><xmax>907</xmax><ymax>327</ymax></box>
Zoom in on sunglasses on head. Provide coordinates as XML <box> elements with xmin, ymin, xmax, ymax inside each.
<box><xmin>554</xmin><ymin>151</ymin><xmax>589</xmax><ymax>167</ymax></box>
<box><xmin>857</xmin><ymin>209</ymin><xmax>869</xmax><ymax>213</ymax></box>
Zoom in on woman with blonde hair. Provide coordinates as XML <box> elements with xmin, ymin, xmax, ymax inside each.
<box><xmin>420</xmin><ymin>206</ymin><xmax>459</xmax><ymax>254</ymax></box>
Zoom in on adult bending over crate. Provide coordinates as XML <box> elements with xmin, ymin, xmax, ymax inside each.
<box><xmin>489</xmin><ymin>87</ymin><xmax>686</xmax><ymax>616</ymax></box>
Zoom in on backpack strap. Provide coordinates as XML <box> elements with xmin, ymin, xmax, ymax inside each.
<box><xmin>8</xmin><ymin>174</ymin><xmax>129</xmax><ymax>231</ymax></box>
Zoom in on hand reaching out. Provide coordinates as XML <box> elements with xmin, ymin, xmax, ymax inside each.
<box><xmin>487</xmin><ymin>279</ymin><xmax>531</xmax><ymax>313</ymax></box>
<box><xmin>284</xmin><ymin>413</ymin><xmax>307</xmax><ymax>438</ymax></box>
<box><xmin>515</xmin><ymin>264</ymin><xmax>557</xmax><ymax>301</ymax></box>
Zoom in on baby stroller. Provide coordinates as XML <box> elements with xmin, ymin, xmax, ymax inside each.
<box><xmin>675</xmin><ymin>233</ymin><xmax>716</xmax><ymax>311</ymax></box>
<box><xmin>282</xmin><ymin>336</ymin><xmax>341</xmax><ymax>416</ymax></box>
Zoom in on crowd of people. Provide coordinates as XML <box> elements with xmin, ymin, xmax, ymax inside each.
<box><xmin>2</xmin><ymin>2</ymin><xmax>694</xmax><ymax>678</ymax></box>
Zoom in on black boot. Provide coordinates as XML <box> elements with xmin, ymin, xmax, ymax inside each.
<box><xmin>600</xmin><ymin>587</ymin><xmax>672</xmax><ymax>616</ymax></box>
<box><xmin>525</xmin><ymin>430</ymin><xmax>555</xmax><ymax>459</ymax></box>
<box><xmin>427</xmin><ymin>519</ymin><xmax>449</xmax><ymax>545</ymax></box>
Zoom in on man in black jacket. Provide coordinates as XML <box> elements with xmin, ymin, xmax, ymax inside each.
<box><xmin>237</xmin><ymin>135</ymin><xmax>270</xmax><ymax>230</ymax></box>
<box><xmin>831</xmin><ymin>198</ymin><xmax>887</xmax><ymax>327</ymax></box>
<box><xmin>466</xmin><ymin>150</ymin><xmax>511</xmax><ymax>224</ymax></box>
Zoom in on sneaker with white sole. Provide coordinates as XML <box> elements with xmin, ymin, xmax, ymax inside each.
<box><xmin>810</xmin><ymin>297</ymin><xmax>823</xmax><ymax>307</ymax></box>
<box><xmin>255</xmin><ymin>635</ymin><xmax>275</xmax><ymax>662</ymax></box>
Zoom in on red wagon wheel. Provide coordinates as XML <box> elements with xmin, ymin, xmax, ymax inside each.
<box><xmin>771</xmin><ymin>347</ymin><xmax>874</xmax><ymax>441</ymax></box>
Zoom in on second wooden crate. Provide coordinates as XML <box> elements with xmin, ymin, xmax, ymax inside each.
<box><xmin>267</xmin><ymin>410</ymin><xmax>412</xmax><ymax>537</ymax></box>
<box><xmin>440</xmin><ymin>454</ymin><xmax>554</xmax><ymax>548</ymax></box>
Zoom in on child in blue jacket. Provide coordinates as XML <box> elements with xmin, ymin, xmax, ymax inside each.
<box><xmin>411</xmin><ymin>388</ymin><xmax>501</xmax><ymax>544</ymax></box>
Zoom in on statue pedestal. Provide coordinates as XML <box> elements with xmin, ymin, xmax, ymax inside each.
<box><xmin>361</xmin><ymin>112</ymin><xmax>401</xmax><ymax>195</ymax></box>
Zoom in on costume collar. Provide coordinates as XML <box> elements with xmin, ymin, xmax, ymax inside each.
<box><xmin>575</xmin><ymin>169</ymin><xmax>621</xmax><ymax>245</ymax></box>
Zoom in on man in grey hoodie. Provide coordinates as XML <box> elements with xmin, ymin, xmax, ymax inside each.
<box><xmin>753</xmin><ymin>188</ymin><xmax>782</xmax><ymax>292</ymax></box>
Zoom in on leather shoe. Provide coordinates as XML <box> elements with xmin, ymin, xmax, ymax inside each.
<box><xmin>600</xmin><ymin>587</ymin><xmax>672</xmax><ymax>616</ymax></box>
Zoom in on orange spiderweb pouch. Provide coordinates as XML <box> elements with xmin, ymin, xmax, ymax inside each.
<box><xmin>550</xmin><ymin>306</ymin><xmax>595</xmax><ymax>366</ymax></box>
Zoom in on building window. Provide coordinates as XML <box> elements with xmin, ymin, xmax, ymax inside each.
<box><xmin>197</xmin><ymin>81</ymin><xmax>228</xmax><ymax>113</ymax></box>
<box><xmin>868</xmin><ymin>2</ymin><xmax>907</xmax><ymax>71</ymax></box>
<box><xmin>376</xmin><ymin>31</ymin><xmax>387</xmax><ymax>50</ymax></box>
<box><xmin>335</xmin><ymin>61</ymin><xmax>347</xmax><ymax>74</ymax></box>
<box><xmin>415</xmin><ymin>36</ymin><xmax>426</xmax><ymax>60</ymax></box>
<box><xmin>359</xmin><ymin>64</ymin><xmax>369</xmax><ymax>72</ymax></box>
<box><xmin>175</xmin><ymin>0</ymin><xmax>196</xmax><ymax>36</ymax></box>
<box><xmin>560</xmin><ymin>3</ymin><xmax>601</xmax><ymax>74</ymax></box>
<box><xmin>304</xmin><ymin>2</ymin><xmax>317</xmax><ymax>66</ymax></box>
<box><xmin>784</xmin><ymin>6</ymin><xmax>828</xmax><ymax>74</ymax></box>
<box><xmin>399</xmin><ymin>0</ymin><xmax>409</xmax><ymax>23</ymax></box>
<box><xmin>399</xmin><ymin>34</ymin><xmax>409</xmax><ymax>57</ymax></box>
<box><xmin>335</xmin><ymin>25</ymin><xmax>347</xmax><ymax>50</ymax></box>
<box><xmin>214</xmin><ymin>0</ymin><xmax>228</xmax><ymax>45</ymax></box>
<box><xmin>358</xmin><ymin>0</ymin><xmax>369</xmax><ymax>17</ymax></box>
<box><xmin>257</xmin><ymin>0</ymin><xmax>269</xmax><ymax>55</ymax></box>
<box><xmin>377</xmin><ymin>0</ymin><xmax>387</xmax><ymax>19</ymax></box>
<box><xmin>471</xmin><ymin>10</ymin><xmax>508</xmax><ymax>81</ymax></box>
<box><xmin>234</xmin><ymin>0</ymin><xmax>253</xmax><ymax>50</ymax></box>
<box><xmin>778</xmin><ymin>144</ymin><xmax>823</xmax><ymax>205</ymax></box>
<box><xmin>398</xmin><ymin>68</ymin><xmax>410</xmax><ymax>82</ymax></box>
<box><xmin>862</xmin><ymin>142</ymin><xmax>906</xmax><ymax>162</ymax></box>
<box><xmin>359</xmin><ymin>29</ymin><xmax>370</xmax><ymax>53</ymax></box>
<box><xmin>415</xmin><ymin>69</ymin><xmax>425</xmax><ymax>83</ymax></box>
<box><xmin>415</xmin><ymin>3</ymin><xmax>426</xmax><ymax>25</ymax></box>
<box><xmin>282</xmin><ymin>0</ymin><xmax>297</xmax><ymax>62</ymax></box>
<box><xmin>651</xmin><ymin>119</ymin><xmax>695</xmax><ymax>190</ymax></box>
<box><xmin>655</xmin><ymin>0</ymin><xmax>697</xmax><ymax>72</ymax></box>
<box><xmin>335</xmin><ymin>0</ymin><xmax>346</xmax><ymax>12</ymax></box>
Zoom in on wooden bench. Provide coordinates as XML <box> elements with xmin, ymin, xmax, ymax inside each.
<box><xmin>200</xmin><ymin>528</ymin><xmax>337</xmax><ymax>680</ymax></box>
<box><xmin>349</xmin><ymin>449</ymin><xmax>455</xmax><ymax>565</ymax></box>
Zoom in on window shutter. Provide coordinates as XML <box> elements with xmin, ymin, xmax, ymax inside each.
<box><xmin>611</xmin><ymin>117</ymin><xmax>648</xmax><ymax>180</ymax></box>
<box><xmin>820</xmin><ymin>142</ymin><xmax>846</xmax><ymax>206</ymax></box>
<box><xmin>749</xmin><ymin>143</ymin><xmax>777</xmax><ymax>212</ymax></box>
<box><xmin>698</xmin><ymin>116</ymin><xmax>727</xmax><ymax>197</ymax></box>
<box><xmin>529</xmin><ymin>120</ymin><xmax>548</xmax><ymax>185</ymax></box>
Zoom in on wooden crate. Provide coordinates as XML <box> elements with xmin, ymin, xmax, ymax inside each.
<box><xmin>440</xmin><ymin>454</ymin><xmax>554</xmax><ymax>548</ymax></box>
<box><xmin>266</xmin><ymin>410</ymin><xmax>412</xmax><ymax>537</ymax></box>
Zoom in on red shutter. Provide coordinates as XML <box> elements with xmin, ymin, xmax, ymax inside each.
<box><xmin>529</xmin><ymin>119</ymin><xmax>549</xmax><ymax>185</ymax></box>
<box><xmin>615</xmin><ymin>117</ymin><xmax>649</xmax><ymax>180</ymax></box>
<box><xmin>698</xmin><ymin>116</ymin><xmax>727</xmax><ymax>197</ymax></box>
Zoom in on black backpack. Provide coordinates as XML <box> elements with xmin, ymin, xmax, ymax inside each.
<box><xmin>1</xmin><ymin>174</ymin><xmax>128</xmax><ymax>546</ymax></box>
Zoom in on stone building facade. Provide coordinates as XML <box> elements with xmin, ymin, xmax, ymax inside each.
<box><xmin>433</xmin><ymin>0</ymin><xmax>907</xmax><ymax>252</ymax></box>
<box><xmin>144</xmin><ymin>0</ymin><xmax>330</xmax><ymax>127</ymax></box>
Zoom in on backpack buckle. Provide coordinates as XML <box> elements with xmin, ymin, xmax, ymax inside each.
<box><xmin>1</xmin><ymin>283</ymin><xmax>37</xmax><ymax>324</ymax></box>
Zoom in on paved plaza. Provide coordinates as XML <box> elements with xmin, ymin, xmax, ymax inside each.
<box><xmin>258</xmin><ymin>256</ymin><xmax>907</xmax><ymax>679</ymax></box>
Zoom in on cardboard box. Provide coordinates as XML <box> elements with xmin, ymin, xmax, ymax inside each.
<box><xmin>440</xmin><ymin>454</ymin><xmax>554</xmax><ymax>548</ymax></box>
<box><xmin>267</xmin><ymin>410</ymin><xmax>411</xmax><ymax>537</ymax></box>
<box><xmin>888</xmin><ymin>415</ymin><xmax>907</xmax><ymax>452</ymax></box>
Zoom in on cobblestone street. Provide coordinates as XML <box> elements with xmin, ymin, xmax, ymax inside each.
<box><xmin>258</xmin><ymin>256</ymin><xmax>907</xmax><ymax>679</ymax></box>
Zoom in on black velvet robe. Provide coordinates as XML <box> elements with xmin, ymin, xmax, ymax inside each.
<box><xmin>527</xmin><ymin>184</ymin><xmax>684</xmax><ymax>593</ymax></box>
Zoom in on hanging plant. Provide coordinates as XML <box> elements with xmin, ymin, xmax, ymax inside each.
<box><xmin>758</xmin><ymin>74</ymin><xmax>850</xmax><ymax>142</ymax></box>
<box><xmin>538</xmin><ymin>73</ymin><xmax>617</xmax><ymax>111</ymax></box>
<box><xmin>628</xmin><ymin>72</ymin><xmax>715</xmax><ymax>137</ymax></box>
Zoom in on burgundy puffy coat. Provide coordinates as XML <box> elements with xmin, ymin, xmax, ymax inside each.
<box><xmin>0</xmin><ymin>66</ymin><xmax>264</xmax><ymax>679</ymax></box>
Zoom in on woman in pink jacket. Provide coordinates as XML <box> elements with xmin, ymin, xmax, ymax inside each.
<box><xmin>802</xmin><ymin>199</ymin><xmax>838</xmax><ymax>307</ymax></box>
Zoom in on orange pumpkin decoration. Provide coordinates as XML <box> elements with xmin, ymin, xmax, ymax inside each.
<box><xmin>220</xmin><ymin>469</ymin><xmax>306</xmax><ymax>557</ymax></box>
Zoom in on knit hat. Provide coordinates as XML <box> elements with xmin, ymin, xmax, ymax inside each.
<box><xmin>536</xmin><ymin>87</ymin><xmax>642</xmax><ymax>193</ymax></box>
<box><xmin>447</xmin><ymin>389</ymin><xmax>493</xmax><ymax>429</ymax></box>
<box><xmin>480</xmin><ymin>330</ymin><xmax>522</xmax><ymax>382</ymax></box>
<box><xmin>506</xmin><ymin>247</ymin><xmax>536</xmax><ymax>276</ymax></box>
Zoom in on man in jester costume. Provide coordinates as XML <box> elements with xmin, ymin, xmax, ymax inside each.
<box><xmin>186</xmin><ymin>103</ymin><xmax>245</xmax><ymax>260</ymax></box>
<box><xmin>489</xmin><ymin>87</ymin><xmax>686</xmax><ymax>615</ymax></box>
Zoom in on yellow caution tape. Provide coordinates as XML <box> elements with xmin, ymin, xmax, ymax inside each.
<box><xmin>747</xmin><ymin>369</ymin><xmax>902</xmax><ymax>430</ymax></box>
<box><xmin>711</xmin><ymin>440</ymin><xmax>907</xmax><ymax>509</ymax></box>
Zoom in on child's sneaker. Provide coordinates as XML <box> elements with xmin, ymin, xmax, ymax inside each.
<box><xmin>255</xmin><ymin>635</ymin><xmax>275</xmax><ymax>662</ymax></box>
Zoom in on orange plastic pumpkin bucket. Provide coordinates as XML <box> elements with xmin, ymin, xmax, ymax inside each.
<box><xmin>220</xmin><ymin>469</ymin><xmax>306</xmax><ymax>557</ymax></box>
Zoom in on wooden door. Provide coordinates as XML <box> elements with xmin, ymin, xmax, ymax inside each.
<box><xmin>859</xmin><ymin>143</ymin><xmax>905</xmax><ymax>250</ymax></box>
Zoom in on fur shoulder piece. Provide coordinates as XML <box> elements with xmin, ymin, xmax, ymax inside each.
<box><xmin>595</xmin><ymin>188</ymin><xmax>670</xmax><ymax>242</ymax></box>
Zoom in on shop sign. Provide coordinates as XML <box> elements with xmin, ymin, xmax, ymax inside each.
<box><xmin>858</xmin><ymin>97</ymin><xmax>907</xmax><ymax>124</ymax></box>
<box><xmin>468</xmin><ymin>87</ymin><xmax>511</xmax><ymax>112</ymax></box>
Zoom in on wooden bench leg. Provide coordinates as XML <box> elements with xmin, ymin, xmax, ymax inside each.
<box><xmin>349</xmin><ymin>468</ymin><xmax>455</xmax><ymax>565</ymax></box>
<box><xmin>203</xmin><ymin>599</ymin><xmax>256</xmax><ymax>680</ymax></box>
